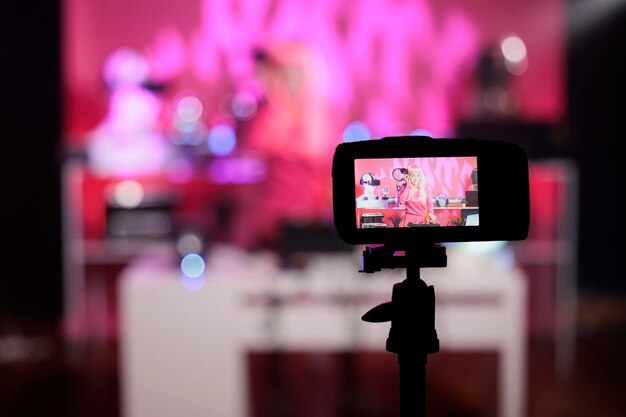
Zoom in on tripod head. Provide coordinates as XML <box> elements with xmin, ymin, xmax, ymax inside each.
<box><xmin>360</xmin><ymin>244</ymin><xmax>447</xmax><ymax>273</ymax></box>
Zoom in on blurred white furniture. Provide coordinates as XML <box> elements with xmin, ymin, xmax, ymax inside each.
<box><xmin>511</xmin><ymin>160</ymin><xmax>579</xmax><ymax>373</ymax></box>
<box><xmin>120</xmin><ymin>246</ymin><xmax>527</xmax><ymax>417</ymax></box>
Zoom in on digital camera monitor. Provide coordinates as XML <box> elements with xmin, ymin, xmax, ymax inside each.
<box><xmin>332</xmin><ymin>136</ymin><xmax>529</xmax><ymax>245</ymax></box>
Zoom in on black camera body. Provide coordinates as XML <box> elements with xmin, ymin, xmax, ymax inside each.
<box><xmin>332</xmin><ymin>136</ymin><xmax>530</xmax><ymax>245</ymax></box>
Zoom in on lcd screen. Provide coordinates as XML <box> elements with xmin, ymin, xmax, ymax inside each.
<box><xmin>354</xmin><ymin>157</ymin><xmax>479</xmax><ymax>229</ymax></box>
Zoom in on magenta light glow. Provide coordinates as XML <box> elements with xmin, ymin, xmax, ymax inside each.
<box><xmin>67</xmin><ymin>0</ymin><xmax>503</xmax><ymax>141</ymax></box>
<box><xmin>207</xmin><ymin>157</ymin><xmax>267</xmax><ymax>184</ymax></box>
<box><xmin>67</xmin><ymin>0</ymin><xmax>565</xmax><ymax>149</ymax></box>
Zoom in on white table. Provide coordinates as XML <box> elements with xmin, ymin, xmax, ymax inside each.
<box><xmin>120</xmin><ymin>245</ymin><xmax>526</xmax><ymax>417</ymax></box>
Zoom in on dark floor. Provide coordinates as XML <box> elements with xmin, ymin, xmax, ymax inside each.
<box><xmin>1</xmin><ymin>297</ymin><xmax>625</xmax><ymax>417</ymax></box>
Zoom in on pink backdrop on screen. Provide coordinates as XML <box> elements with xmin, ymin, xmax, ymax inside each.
<box><xmin>354</xmin><ymin>157</ymin><xmax>477</xmax><ymax>200</ymax></box>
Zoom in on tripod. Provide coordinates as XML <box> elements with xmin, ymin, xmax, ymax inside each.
<box><xmin>361</xmin><ymin>244</ymin><xmax>447</xmax><ymax>417</ymax></box>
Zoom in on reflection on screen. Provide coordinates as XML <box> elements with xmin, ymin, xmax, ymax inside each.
<box><xmin>355</xmin><ymin>157</ymin><xmax>478</xmax><ymax>228</ymax></box>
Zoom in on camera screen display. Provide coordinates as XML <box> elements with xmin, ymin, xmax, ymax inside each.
<box><xmin>355</xmin><ymin>157</ymin><xmax>479</xmax><ymax>229</ymax></box>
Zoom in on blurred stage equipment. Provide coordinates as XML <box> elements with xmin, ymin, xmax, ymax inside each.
<box><xmin>106</xmin><ymin>184</ymin><xmax>177</xmax><ymax>241</ymax></box>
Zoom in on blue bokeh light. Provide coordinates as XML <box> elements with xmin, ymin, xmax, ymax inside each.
<box><xmin>410</xmin><ymin>128</ymin><xmax>433</xmax><ymax>137</ymax></box>
<box><xmin>207</xmin><ymin>124</ymin><xmax>237</xmax><ymax>156</ymax></box>
<box><xmin>342</xmin><ymin>121</ymin><xmax>371</xmax><ymax>142</ymax></box>
<box><xmin>180</xmin><ymin>253</ymin><xmax>206</xmax><ymax>278</ymax></box>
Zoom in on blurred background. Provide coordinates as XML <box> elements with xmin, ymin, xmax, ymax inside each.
<box><xmin>1</xmin><ymin>0</ymin><xmax>625</xmax><ymax>416</ymax></box>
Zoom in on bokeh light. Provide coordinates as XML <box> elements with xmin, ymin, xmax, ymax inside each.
<box><xmin>501</xmin><ymin>36</ymin><xmax>527</xmax><ymax>63</ymax></box>
<box><xmin>505</xmin><ymin>58</ymin><xmax>529</xmax><ymax>76</ymax></box>
<box><xmin>113</xmin><ymin>180</ymin><xmax>144</xmax><ymax>209</ymax></box>
<box><xmin>343</xmin><ymin>121</ymin><xmax>371</xmax><ymax>142</ymax></box>
<box><xmin>176</xmin><ymin>95</ymin><xmax>204</xmax><ymax>122</ymax></box>
<box><xmin>231</xmin><ymin>92</ymin><xmax>258</xmax><ymax>120</ymax></box>
<box><xmin>410</xmin><ymin>128</ymin><xmax>434</xmax><ymax>137</ymax></box>
<box><xmin>173</xmin><ymin>118</ymin><xmax>198</xmax><ymax>134</ymax></box>
<box><xmin>207</xmin><ymin>124</ymin><xmax>237</xmax><ymax>156</ymax></box>
<box><xmin>176</xmin><ymin>231</ymin><xmax>204</xmax><ymax>256</ymax></box>
<box><xmin>180</xmin><ymin>253</ymin><xmax>205</xmax><ymax>278</ymax></box>
<box><xmin>171</xmin><ymin>119</ymin><xmax>208</xmax><ymax>146</ymax></box>
<box><xmin>102</xmin><ymin>47</ymin><xmax>150</xmax><ymax>88</ymax></box>
<box><xmin>501</xmin><ymin>35</ymin><xmax>528</xmax><ymax>76</ymax></box>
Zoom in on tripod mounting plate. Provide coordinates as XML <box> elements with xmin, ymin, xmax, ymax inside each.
<box><xmin>360</xmin><ymin>244</ymin><xmax>447</xmax><ymax>273</ymax></box>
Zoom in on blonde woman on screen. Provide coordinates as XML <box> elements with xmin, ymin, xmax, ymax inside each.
<box><xmin>397</xmin><ymin>165</ymin><xmax>436</xmax><ymax>226</ymax></box>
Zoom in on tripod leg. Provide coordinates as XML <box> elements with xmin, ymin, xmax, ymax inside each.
<box><xmin>399</xmin><ymin>354</ymin><xmax>426</xmax><ymax>417</ymax></box>
<box><xmin>392</xmin><ymin>269</ymin><xmax>439</xmax><ymax>417</ymax></box>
